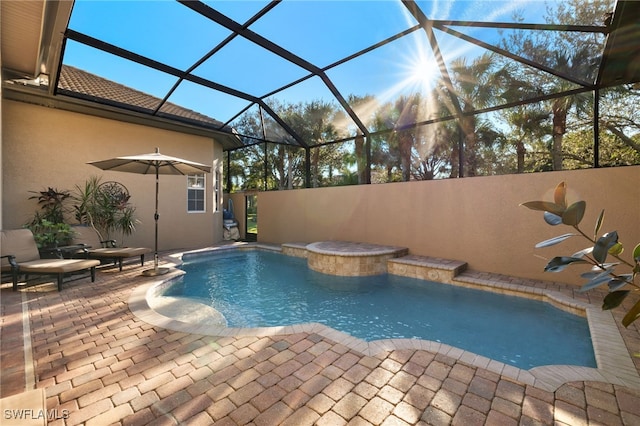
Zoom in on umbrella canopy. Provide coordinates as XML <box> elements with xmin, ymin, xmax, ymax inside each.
<box><xmin>88</xmin><ymin>148</ymin><xmax>212</xmax><ymax>276</ymax></box>
<box><xmin>87</xmin><ymin>148</ymin><xmax>211</xmax><ymax>176</ymax></box>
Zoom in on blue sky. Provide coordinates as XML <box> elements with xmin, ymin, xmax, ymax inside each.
<box><xmin>63</xmin><ymin>0</ymin><xmax>557</xmax><ymax>125</ymax></box>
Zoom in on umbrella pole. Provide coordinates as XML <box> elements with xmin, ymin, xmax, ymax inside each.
<box><xmin>142</xmin><ymin>164</ymin><xmax>169</xmax><ymax>276</ymax></box>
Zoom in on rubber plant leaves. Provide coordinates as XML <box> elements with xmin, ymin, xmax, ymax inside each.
<box><xmin>521</xmin><ymin>182</ymin><xmax>640</xmax><ymax>327</ymax></box>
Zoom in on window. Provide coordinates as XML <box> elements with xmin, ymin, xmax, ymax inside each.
<box><xmin>215</xmin><ymin>169</ymin><xmax>221</xmax><ymax>212</ymax></box>
<box><xmin>187</xmin><ymin>174</ymin><xmax>205</xmax><ymax>212</ymax></box>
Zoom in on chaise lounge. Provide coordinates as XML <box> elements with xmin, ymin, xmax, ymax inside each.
<box><xmin>63</xmin><ymin>225</ymin><xmax>151</xmax><ymax>271</ymax></box>
<box><xmin>1</xmin><ymin>229</ymin><xmax>101</xmax><ymax>291</ymax></box>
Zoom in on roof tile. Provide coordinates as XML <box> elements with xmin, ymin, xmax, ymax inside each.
<box><xmin>57</xmin><ymin>65</ymin><xmax>225</xmax><ymax>129</ymax></box>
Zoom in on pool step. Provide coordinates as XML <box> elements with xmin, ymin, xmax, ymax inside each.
<box><xmin>282</xmin><ymin>243</ymin><xmax>471</xmax><ymax>283</ymax></box>
<box><xmin>387</xmin><ymin>255</ymin><xmax>468</xmax><ymax>284</ymax></box>
<box><xmin>281</xmin><ymin>242</ymin><xmax>310</xmax><ymax>258</ymax></box>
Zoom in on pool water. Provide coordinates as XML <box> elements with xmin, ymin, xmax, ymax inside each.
<box><xmin>165</xmin><ymin>250</ymin><xmax>596</xmax><ymax>369</ymax></box>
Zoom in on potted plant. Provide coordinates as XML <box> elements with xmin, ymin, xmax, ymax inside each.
<box><xmin>28</xmin><ymin>217</ymin><xmax>74</xmax><ymax>250</ymax></box>
<box><xmin>521</xmin><ymin>182</ymin><xmax>640</xmax><ymax>327</ymax></box>
<box><xmin>25</xmin><ymin>187</ymin><xmax>74</xmax><ymax>256</ymax></box>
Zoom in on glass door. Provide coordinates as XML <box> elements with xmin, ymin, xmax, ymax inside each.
<box><xmin>245</xmin><ymin>194</ymin><xmax>258</xmax><ymax>242</ymax></box>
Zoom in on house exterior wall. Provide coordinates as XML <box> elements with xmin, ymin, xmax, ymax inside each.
<box><xmin>1</xmin><ymin>99</ymin><xmax>223</xmax><ymax>251</ymax></box>
<box><xmin>257</xmin><ymin>166</ymin><xmax>640</xmax><ymax>286</ymax></box>
<box><xmin>0</xmin><ymin>71</ymin><xmax>3</xmax><ymax>231</ymax></box>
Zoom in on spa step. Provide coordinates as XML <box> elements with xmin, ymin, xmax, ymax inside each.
<box><xmin>387</xmin><ymin>255</ymin><xmax>467</xmax><ymax>284</ymax></box>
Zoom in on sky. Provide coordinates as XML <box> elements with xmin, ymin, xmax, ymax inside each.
<box><xmin>63</xmin><ymin>0</ymin><xmax>568</xmax><ymax>127</ymax></box>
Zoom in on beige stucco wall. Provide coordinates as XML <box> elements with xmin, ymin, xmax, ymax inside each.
<box><xmin>3</xmin><ymin>98</ymin><xmax>639</xmax><ymax>287</ymax></box>
<box><xmin>0</xmin><ymin>84</ymin><xmax>3</xmax><ymax>232</ymax></box>
<box><xmin>2</xmin><ymin>99</ymin><xmax>224</xmax><ymax>251</ymax></box>
<box><xmin>257</xmin><ymin>166</ymin><xmax>640</xmax><ymax>286</ymax></box>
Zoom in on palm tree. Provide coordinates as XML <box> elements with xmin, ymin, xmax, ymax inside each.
<box><xmin>548</xmin><ymin>48</ymin><xmax>596</xmax><ymax>170</ymax></box>
<box><xmin>284</xmin><ymin>100</ymin><xmax>344</xmax><ymax>188</ymax></box>
<box><xmin>497</xmin><ymin>0</ymin><xmax>609</xmax><ymax>170</ymax></box>
<box><xmin>370</xmin><ymin>94</ymin><xmax>423</xmax><ymax>182</ymax></box>
<box><xmin>448</xmin><ymin>53</ymin><xmax>499</xmax><ymax>176</ymax></box>
<box><xmin>503</xmin><ymin>106</ymin><xmax>550</xmax><ymax>173</ymax></box>
<box><xmin>347</xmin><ymin>94</ymin><xmax>376</xmax><ymax>184</ymax></box>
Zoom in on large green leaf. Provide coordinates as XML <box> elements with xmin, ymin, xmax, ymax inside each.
<box><xmin>553</xmin><ymin>182</ymin><xmax>567</xmax><ymax>209</ymax></box>
<box><xmin>593</xmin><ymin>232</ymin><xmax>619</xmax><ymax>264</ymax></box>
<box><xmin>579</xmin><ymin>268</ymin><xmax>615</xmax><ymax>292</ymax></box>
<box><xmin>562</xmin><ymin>201</ymin><xmax>586</xmax><ymax>226</ymax></box>
<box><xmin>535</xmin><ymin>233</ymin><xmax>575</xmax><ymax>248</ymax></box>
<box><xmin>543</xmin><ymin>211</ymin><xmax>562</xmax><ymax>226</ymax></box>
<box><xmin>608</xmin><ymin>242</ymin><xmax>624</xmax><ymax>256</ymax></box>
<box><xmin>545</xmin><ymin>256</ymin><xmax>588</xmax><ymax>272</ymax></box>
<box><xmin>608</xmin><ymin>274</ymin><xmax>633</xmax><ymax>291</ymax></box>
<box><xmin>633</xmin><ymin>243</ymin><xmax>640</xmax><ymax>262</ymax></box>
<box><xmin>581</xmin><ymin>263</ymin><xmax>615</xmax><ymax>279</ymax></box>
<box><xmin>572</xmin><ymin>247</ymin><xmax>593</xmax><ymax>258</ymax></box>
<box><xmin>622</xmin><ymin>299</ymin><xmax>640</xmax><ymax>328</ymax></box>
<box><xmin>581</xmin><ymin>271</ymin><xmax>601</xmax><ymax>279</ymax></box>
<box><xmin>520</xmin><ymin>201</ymin><xmax>565</xmax><ymax>216</ymax></box>
<box><xmin>603</xmin><ymin>290</ymin><xmax>630</xmax><ymax>310</ymax></box>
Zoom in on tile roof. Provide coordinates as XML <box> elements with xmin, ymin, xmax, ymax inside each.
<box><xmin>57</xmin><ymin>65</ymin><xmax>227</xmax><ymax>130</ymax></box>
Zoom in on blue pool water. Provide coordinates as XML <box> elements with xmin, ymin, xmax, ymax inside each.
<box><xmin>165</xmin><ymin>250</ymin><xmax>596</xmax><ymax>369</ymax></box>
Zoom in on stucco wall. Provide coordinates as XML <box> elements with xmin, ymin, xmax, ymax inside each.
<box><xmin>4</xmin><ymin>99</ymin><xmax>639</xmax><ymax>286</ymax></box>
<box><xmin>2</xmin><ymin>100</ymin><xmax>224</xmax><ymax>251</ymax></box>
<box><xmin>257</xmin><ymin>166</ymin><xmax>640</xmax><ymax>286</ymax></box>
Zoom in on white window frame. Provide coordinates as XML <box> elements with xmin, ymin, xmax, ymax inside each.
<box><xmin>187</xmin><ymin>173</ymin><xmax>206</xmax><ymax>213</ymax></box>
<box><xmin>214</xmin><ymin>169</ymin><xmax>221</xmax><ymax>213</ymax></box>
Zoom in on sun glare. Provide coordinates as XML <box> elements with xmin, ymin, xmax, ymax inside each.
<box><xmin>409</xmin><ymin>54</ymin><xmax>440</xmax><ymax>91</ymax></box>
<box><xmin>374</xmin><ymin>39</ymin><xmax>443</xmax><ymax>110</ymax></box>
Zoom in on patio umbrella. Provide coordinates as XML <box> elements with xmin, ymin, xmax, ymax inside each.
<box><xmin>88</xmin><ymin>147</ymin><xmax>212</xmax><ymax>276</ymax></box>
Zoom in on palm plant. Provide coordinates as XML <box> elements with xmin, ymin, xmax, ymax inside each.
<box><xmin>73</xmin><ymin>176</ymin><xmax>139</xmax><ymax>244</ymax></box>
<box><xmin>371</xmin><ymin>94</ymin><xmax>423</xmax><ymax>182</ymax></box>
<box><xmin>449</xmin><ymin>53</ymin><xmax>500</xmax><ymax>177</ymax></box>
<box><xmin>498</xmin><ymin>0</ymin><xmax>608</xmax><ymax>171</ymax></box>
<box><xmin>548</xmin><ymin>48</ymin><xmax>597</xmax><ymax>170</ymax></box>
<box><xmin>347</xmin><ymin>94</ymin><xmax>376</xmax><ymax>184</ymax></box>
<box><xmin>503</xmin><ymin>106</ymin><xmax>551</xmax><ymax>173</ymax></box>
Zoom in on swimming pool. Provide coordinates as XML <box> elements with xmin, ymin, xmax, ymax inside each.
<box><xmin>164</xmin><ymin>249</ymin><xmax>596</xmax><ymax>369</ymax></box>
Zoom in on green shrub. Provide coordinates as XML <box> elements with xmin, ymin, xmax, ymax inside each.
<box><xmin>25</xmin><ymin>187</ymin><xmax>73</xmax><ymax>248</ymax></box>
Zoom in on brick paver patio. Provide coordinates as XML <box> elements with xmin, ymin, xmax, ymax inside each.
<box><xmin>3</xmin><ymin>249</ymin><xmax>640</xmax><ymax>425</ymax></box>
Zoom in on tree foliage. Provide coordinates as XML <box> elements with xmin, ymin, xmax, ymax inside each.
<box><xmin>226</xmin><ymin>0</ymin><xmax>639</xmax><ymax>190</ymax></box>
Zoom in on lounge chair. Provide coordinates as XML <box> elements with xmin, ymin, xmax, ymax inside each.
<box><xmin>1</xmin><ymin>229</ymin><xmax>100</xmax><ymax>291</ymax></box>
<box><xmin>64</xmin><ymin>225</ymin><xmax>151</xmax><ymax>271</ymax></box>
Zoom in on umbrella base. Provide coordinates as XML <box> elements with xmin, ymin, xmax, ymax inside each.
<box><xmin>142</xmin><ymin>267</ymin><xmax>171</xmax><ymax>277</ymax></box>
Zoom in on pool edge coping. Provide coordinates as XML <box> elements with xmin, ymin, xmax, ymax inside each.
<box><xmin>129</xmin><ymin>244</ymin><xmax>640</xmax><ymax>392</ymax></box>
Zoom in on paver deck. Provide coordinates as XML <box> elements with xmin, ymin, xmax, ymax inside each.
<box><xmin>2</xmin><ymin>242</ymin><xmax>640</xmax><ymax>425</ymax></box>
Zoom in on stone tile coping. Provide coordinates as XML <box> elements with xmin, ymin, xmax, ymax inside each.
<box><xmin>130</xmin><ymin>243</ymin><xmax>640</xmax><ymax>393</ymax></box>
<box><xmin>306</xmin><ymin>241</ymin><xmax>408</xmax><ymax>257</ymax></box>
<box><xmin>389</xmin><ymin>254</ymin><xmax>467</xmax><ymax>273</ymax></box>
<box><xmin>306</xmin><ymin>241</ymin><xmax>408</xmax><ymax>276</ymax></box>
